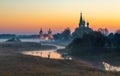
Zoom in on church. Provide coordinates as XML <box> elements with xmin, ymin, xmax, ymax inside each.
<box><xmin>72</xmin><ymin>12</ymin><xmax>93</xmax><ymax>38</ymax></box>
<box><xmin>39</xmin><ymin>28</ymin><xmax>54</xmax><ymax>41</ymax></box>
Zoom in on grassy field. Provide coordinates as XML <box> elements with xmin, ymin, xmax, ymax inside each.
<box><xmin>0</xmin><ymin>42</ymin><xmax>119</xmax><ymax>76</ymax></box>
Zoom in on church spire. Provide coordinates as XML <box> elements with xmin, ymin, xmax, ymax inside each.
<box><xmin>79</xmin><ymin>12</ymin><xmax>84</xmax><ymax>28</ymax></box>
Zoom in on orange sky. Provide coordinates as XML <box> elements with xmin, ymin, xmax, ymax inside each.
<box><xmin>0</xmin><ymin>0</ymin><xmax>120</xmax><ymax>34</ymax></box>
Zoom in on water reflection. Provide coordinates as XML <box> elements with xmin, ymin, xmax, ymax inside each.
<box><xmin>22</xmin><ymin>45</ymin><xmax>72</xmax><ymax>60</ymax></box>
<box><xmin>22</xmin><ymin>50</ymin><xmax>63</xmax><ymax>59</ymax></box>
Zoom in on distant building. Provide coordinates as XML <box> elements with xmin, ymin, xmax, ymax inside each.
<box><xmin>72</xmin><ymin>12</ymin><xmax>93</xmax><ymax>38</ymax></box>
<box><xmin>39</xmin><ymin>28</ymin><xmax>54</xmax><ymax>41</ymax></box>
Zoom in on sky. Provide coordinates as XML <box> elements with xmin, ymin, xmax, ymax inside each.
<box><xmin>0</xmin><ymin>0</ymin><xmax>120</xmax><ymax>34</ymax></box>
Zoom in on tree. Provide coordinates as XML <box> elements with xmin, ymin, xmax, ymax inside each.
<box><xmin>112</xmin><ymin>33</ymin><xmax>120</xmax><ymax>48</ymax></box>
<box><xmin>66</xmin><ymin>31</ymin><xmax>107</xmax><ymax>55</ymax></box>
<box><xmin>61</xmin><ymin>28</ymin><xmax>71</xmax><ymax>40</ymax></box>
<box><xmin>116</xmin><ymin>29</ymin><xmax>120</xmax><ymax>34</ymax></box>
<box><xmin>98</xmin><ymin>28</ymin><xmax>109</xmax><ymax>36</ymax></box>
<box><xmin>53</xmin><ymin>33</ymin><xmax>62</xmax><ymax>40</ymax></box>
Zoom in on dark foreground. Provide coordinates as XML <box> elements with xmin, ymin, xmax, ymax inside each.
<box><xmin>0</xmin><ymin>42</ymin><xmax>120</xmax><ymax>76</ymax></box>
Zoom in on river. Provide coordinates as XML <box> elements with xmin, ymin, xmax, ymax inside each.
<box><xmin>22</xmin><ymin>45</ymin><xmax>68</xmax><ymax>59</ymax></box>
<box><xmin>0</xmin><ymin>39</ymin><xmax>71</xmax><ymax>59</ymax></box>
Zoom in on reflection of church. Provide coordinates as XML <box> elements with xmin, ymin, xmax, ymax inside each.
<box><xmin>72</xmin><ymin>12</ymin><xmax>93</xmax><ymax>38</ymax></box>
<box><xmin>39</xmin><ymin>28</ymin><xmax>54</xmax><ymax>40</ymax></box>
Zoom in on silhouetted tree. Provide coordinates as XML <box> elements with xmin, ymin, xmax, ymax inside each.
<box><xmin>66</xmin><ymin>37</ymin><xmax>83</xmax><ymax>54</ymax></box>
<box><xmin>92</xmin><ymin>31</ymin><xmax>106</xmax><ymax>47</ymax></box>
<box><xmin>116</xmin><ymin>29</ymin><xmax>120</xmax><ymax>34</ymax></box>
<box><xmin>66</xmin><ymin>31</ymin><xmax>107</xmax><ymax>55</ymax></box>
<box><xmin>61</xmin><ymin>28</ymin><xmax>71</xmax><ymax>40</ymax></box>
<box><xmin>98</xmin><ymin>28</ymin><xmax>109</xmax><ymax>36</ymax></box>
<box><xmin>112</xmin><ymin>33</ymin><xmax>120</xmax><ymax>48</ymax></box>
<box><xmin>53</xmin><ymin>33</ymin><xmax>62</xmax><ymax>40</ymax></box>
<box><xmin>66</xmin><ymin>29</ymin><xmax>120</xmax><ymax>57</ymax></box>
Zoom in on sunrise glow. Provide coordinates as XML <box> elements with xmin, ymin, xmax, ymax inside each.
<box><xmin>0</xmin><ymin>0</ymin><xmax>120</xmax><ymax>34</ymax></box>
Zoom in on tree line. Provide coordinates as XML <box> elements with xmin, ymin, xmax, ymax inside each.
<box><xmin>66</xmin><ymin>30</ymin><xmax>120</xmax><ymax>56</ymax></box>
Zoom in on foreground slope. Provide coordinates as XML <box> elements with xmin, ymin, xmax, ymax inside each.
<box><xmin>0</xmin><ymin>42</ymin><xmax>119</xmax><ymax>76</ymax></box>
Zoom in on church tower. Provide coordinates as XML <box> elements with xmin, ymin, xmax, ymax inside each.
<box><xmin>39</xmin><ymin>28</ymin><xmax>44</xmax><ymax>39</ymax></box>
<box><xmin>39</xmin><ymin>28</ymin><xmax>43</xmax><ymax>35</ymax></box>
<box><xmin>48</xmin><ymin>28</ymin><xmax>54</xmax><ymax>40</ymax></box>
<box><xmin>48</xmin><ymin>28</ymin><xmax>52</xmax><ymax>35</ymax></box>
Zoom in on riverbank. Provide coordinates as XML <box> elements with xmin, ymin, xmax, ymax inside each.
<box><xmin>0</xmin><ymin>42</ymin><xmax>120</xmax><ymax>76</ymax></box>
<box><xmin>61</xmin><ymin>47</ymin><xmax>120</xmax><ymax>71</ymax></box>
<box><xmin>64</xmin><ymin>32</ymin><xmax>120</xmax><ymax>71</ymax></box>
<box><xmin>0</xmin><ymin>42</ymin><xmax>57</xmax><ymax>52</ymax></box>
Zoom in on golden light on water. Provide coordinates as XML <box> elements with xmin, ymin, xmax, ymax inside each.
<box><xmin>22</xmin><ymin>51</ymin><xmax>63</xmax><ymax>59</ymax></box>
